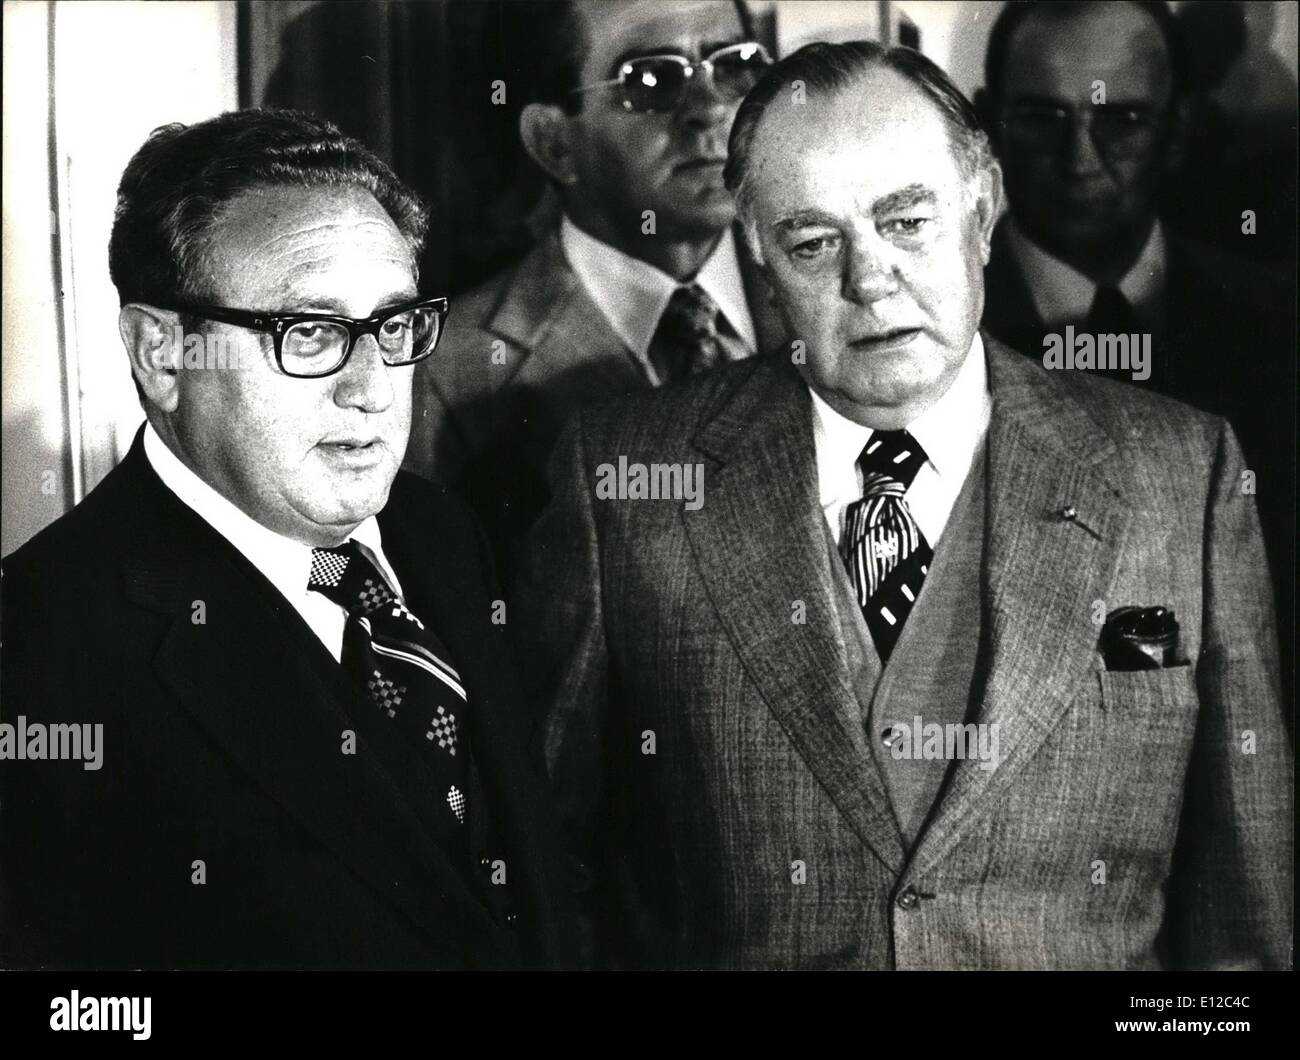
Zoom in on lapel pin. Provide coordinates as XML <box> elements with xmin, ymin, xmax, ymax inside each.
<box><xmin>1053</xmin><ymin>504</ymin><xmax>1102</xmax><ymax>541</ymax></box>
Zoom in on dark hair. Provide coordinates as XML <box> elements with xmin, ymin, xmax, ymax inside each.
<box><xmin>725</xmin><ymin>40</ymin><xmax>994</xmax><ymax>256</ymax></box>
<box><xmin>983</xmin><ymin>0</ymin><xmax>1182</xmax><ymax>105</ymax></box>
<box><xmin>514</xmin><ymin>0</ymin><xmax>757</xmax><ymax>115</ymax></box>
<box><xmin>108</xmin><ymin>108</ymin><xmax>429</xmax><ymax>308</ymax></box>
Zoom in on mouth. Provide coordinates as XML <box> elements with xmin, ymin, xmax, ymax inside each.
<box><xmin>317</xmin><ymin>439</ymin><xmax>386</xmax><ymax>465</ymax></box>
<box><xmin>850</xmin><ymin>327</ymin><xmax>923</xmax><ymax>352</ymax></box>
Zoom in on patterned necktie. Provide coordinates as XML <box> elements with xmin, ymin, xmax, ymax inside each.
<box><xmin>308</xmin><ymin>541</ymin><xmax>470</xmax><ymax>836</ymax></box>
<box><xmin>840</xmin><ymin>430</ymin><xmax>932</xmax><ymax>662</ymax></box>
<box><xmin>647</xmin><ymin>283</ymin><xmax>725</xmax><ymax>384</ymax></box>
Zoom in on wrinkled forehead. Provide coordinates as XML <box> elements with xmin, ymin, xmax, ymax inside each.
<box><xmin>578</xmin><ymin>0</ymin><xmax>746</xmax><ymax>81</ymax></box>
<box><xmin>202</xmin><ymin>184</ymin><xmax>416</xmax><ymax>311</ymax></box>
<box><xmin>748</xmin><ymin>68</ymin><xmax>968</xmax><ymax>214</ymax></box>
<box><xmin>1003</xmin><ymin>5</ymin><xmax>1173</xmax><ymax>104</ymax></box>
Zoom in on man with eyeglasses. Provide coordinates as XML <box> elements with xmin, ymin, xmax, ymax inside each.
<box><xmin>976</xmin><ymin>0</ymin><xmax>1295</xmax><ymax>721</ymax></box>
<box><xmin>404</xmin><ymin>0</ymin><xmax>786</xmax><ymax>589</ymax></box>
<box><xmin>0</xmin><ymin>109</ymin><xmax>575</xmax><ymax>969</ymax></box>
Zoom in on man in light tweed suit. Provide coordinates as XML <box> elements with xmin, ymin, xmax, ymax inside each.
<box><xmin>517</xmin><ymin>41</ymin><xmax>1292</xmax><ymax>969</ymax></box>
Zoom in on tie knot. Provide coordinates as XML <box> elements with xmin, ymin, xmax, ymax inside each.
<box><xmin>858</xmin><ymin>429</ymin><xmax>927</xmax><ymax>491</ymax></box>
<box><xmin>662</xmin><ymin>283</ymin><xmax>720</xmax><ymax>339</ymax></box>
<box><xmin>308</xmin><ymin>541</ymin><xmax>395</xmax><ymax>616</ymax></box>
<box><xmin>1086</xmin><ymin>285</ymin><xmax>1140</xmax><ymax>334</ymax></box>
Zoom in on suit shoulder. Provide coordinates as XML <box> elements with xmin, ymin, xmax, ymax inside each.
<box><xmin>2</xmin><ymin>458</ymin><xmax>135</xmax><ymax>584</ymax></box>
<box><xmin>1052</xmin><ymin>364</ymin><xmax>1228</xmax><ymax>457</ymax></box>
<box><xmin>574</xmin><ymin>356</ymin><xmax>770</xmax><ymax>452</ymax></box>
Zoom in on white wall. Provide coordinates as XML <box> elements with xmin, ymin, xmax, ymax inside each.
<box><xmin>2</xmin><ymin>1</ymin><xmax>68</xmax><ymax>555</ymax></box>
<box><xmin>2</xmin><ymin>0</ymin><xmax>237</xmax><ymax>555</ymax></box>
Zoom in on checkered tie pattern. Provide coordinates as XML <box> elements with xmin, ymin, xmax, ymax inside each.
<box><xmin>840</xmin><ymin>430</ymin><xmax>933</xmax><ymax>662</ymax></box>
<box><xmin>647</xmin><ymin>283</ymin><xmax>726</xmax><ymax>383</ymax></box>
<box><xmin>308</xmin><ymin>541</ymin><xmax>469</xmax><ymax>832</ymax></box>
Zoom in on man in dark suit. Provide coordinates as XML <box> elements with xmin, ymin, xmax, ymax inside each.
<box><xmin>519</xmin><ymin>42</ymin><xmax>1291</xmax><ymax>969</ymax></box>
<box><xmin>405</xmin><ymin>0</ymin><xmax>786</xmax><ymax>587</ymax></box>
<box><xmin>0</xmin><ymin>109</ymin><xmax>574</xmax><ymax>969</ymax></box>
<box><xmin>975</xmin><ymin>0</ymin><xmax>1295</xmax><ymax>706</ymax></box>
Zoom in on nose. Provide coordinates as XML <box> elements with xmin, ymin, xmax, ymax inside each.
<box><xmin>676</xmin><ymin>63</ymin><xmax>731</xmax><ymax>130</ymax></box>
<box><xmin>842</xmin><ymin>236</ymin><xmax>900</xmax><ymax>306</ymax></box>
<box><xmin>332</xmin><ymin>333</ymin><xmax>395</xmax><ymax>413</ymax></box>
<box><xmin>1063</xmin><ymin>111</ymin><xmax>1106</xmax><ymax>177</ymax></box>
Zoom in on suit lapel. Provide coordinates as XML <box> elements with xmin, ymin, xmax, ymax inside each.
<box><xmin>488</xmin><ymin>231</ymin><xmax>644</xmax><ymax>395</ymax></box>
<box><xmin>685</xmin><ymin>361</ymin><xmax>907</xmax><ymax>873</ymax></box>
<box><xmin>906</xmin><ymin>339</ymin><xmax>1135</xmax><ymax>878</ymax></box>
<box><xmin>117</xmin><ymin>448</ymin><xmax>504</xmax><ymax>960</ymax></box>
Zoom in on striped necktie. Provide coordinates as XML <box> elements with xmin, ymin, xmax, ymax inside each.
<box><xmin>308</xmin><ymin>541</ymin><xmax>470</xmax><ymax>836</ymax></box>
<box><xmin>840</xmin><ymin>430</ymin><xmax>932</xmax><ymax>662</ymax></box>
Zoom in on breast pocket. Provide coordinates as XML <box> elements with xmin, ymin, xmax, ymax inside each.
<box><xmin>1097</xmin><ymin>665</ymin><xmax>1198</xmax><ymax>714</ymax></box>
<box><xmin>1087</xmin><ymin>666</ymin><xmax>1200</xmax><ymax>851</ymax></box>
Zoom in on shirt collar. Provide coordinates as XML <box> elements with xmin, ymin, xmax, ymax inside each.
<box><xmin>1006</xmin><ymin>217</ymin><xmax>1166</xmax><ymax>329</ymax></box>
<box><xmin>559</xmin><ymin>214</ymin><xmax>757</xmax><ymax>359</ymax></box>
<box><xmin>142</xmin><ymin>422</ymin><xmax>392</xmax><ymax>601</ymax></box>
<box><xmin>809</xmin><ymin>331</ymin><xmax>990</xmax><ymax>492</ymax></box>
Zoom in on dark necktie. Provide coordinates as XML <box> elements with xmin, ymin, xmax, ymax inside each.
<box><xmin>307</xmin><ymin>541</ymin><xmax>470</xmax><ymax>838</ymax></box>
<box><xmin>840</xmin><ymin>430</ymin><xmax>932</xmax><ymax>662</ymax></box>
<box><xmin>1084</xmin><ymin>285</ymin><xmax>1141</xmax><ymax>337</ymax></box>
<box><xmin>647</xmin><ymin>283</ymin><xmax>725</xmax><ymax>384</ymax></box>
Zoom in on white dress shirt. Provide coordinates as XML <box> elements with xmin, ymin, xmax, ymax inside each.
<box><xmin>143</xmin><ymin>423</ymin><xmax>402</xmax><ymax>663</ymax></box>
<box><xmin>811</xmin><ymin>333</ymin><xmax>992</xmax><ymax>550</ymax></box>
<box><xmin>560</xmin><ymin>214</ymin><xmax>758</xmax><ymax>384</ymax></box>
<box><xmin>1006</xmin><ymin>217</ymin><xmax>1166</xmax><ymax>333</ymax></box>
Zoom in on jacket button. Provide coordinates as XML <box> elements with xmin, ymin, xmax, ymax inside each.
<box><xmin>896</xmin><ymin>887</ymin><xmax>920</xmax><ymax>910</ymax></box>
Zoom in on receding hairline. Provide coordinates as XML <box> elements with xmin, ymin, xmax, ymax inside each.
<box><xmin>742</xmin><ymin>62</ymin><xmax>975</xmax><ymax>188</ymax></box>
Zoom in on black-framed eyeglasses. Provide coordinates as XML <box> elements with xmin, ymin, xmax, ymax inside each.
<box><xmin>164</xmin><ymin>296</ymin><xmax>450</xmax><ymax>378</ymax></box>
<box><xmin>571</xmin><ymin>41</ymin><xmax>772</xmax><ymax>114</ymax></box>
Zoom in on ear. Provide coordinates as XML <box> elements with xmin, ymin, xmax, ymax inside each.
<box><xmin>519</xmin><ymin>102</ymin><xmax>580</xmax><ymax>187</ymax></box>
<box><xmin>119</xmin><ymin>303</ymin><xmax>183</xmax><ymax>413</ymax></box>
<box><xmin>971</xmin><ymin>160</ymin><xmax>1006</xmax><ymax>266</ymax></box>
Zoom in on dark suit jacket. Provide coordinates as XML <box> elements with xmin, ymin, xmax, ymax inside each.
<box><xmin>518</xmin><ymin>336</ymin><xmax>1292</xmax><ymax>969</ymax></box>
<box><xmin>0</xmin><ymin>433</ymin><xmax>576</xmax><ymax>969</ymax></box>
<box><xmin>405</xmin><ymin>226</ymin><xmax>787</xmax><ymax>589</ymax></box>
<box><xmin>983</xmin><ymin>222</ymin><xmax>1296</xmax><ymax>708</ymax></box>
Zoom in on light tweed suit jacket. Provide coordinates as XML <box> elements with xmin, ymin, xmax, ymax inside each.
<box><xmin>517</xmin><ymin>335</ymin><xmax>1292</xmax><ymax>970</ymax></box>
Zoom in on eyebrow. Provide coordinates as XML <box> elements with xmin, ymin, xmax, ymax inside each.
<box><xmin>872</xmin><ymin>184</ymin><xmax>939</xmax><ymax>215</ymax></box>
<box><xmin>267</xmin><ymin>288</ymin><xmax>419</xmax><ymax>316</ymax></box>
<box><xmin>772</xmin><ymin>209</ymin><xmax>841</xmax><ymax>234</ymax></box>
<box><xmin>1010</xmin><ymin>93</ymin><xmax>1155</xmax><ymax>110</ymax></box>
<box><xmin>610</xmin><ymin>38</ymin><xmax>746</xmax><ymax>73</ymax></box>
<box><xmin>772</xmin><ymin>185</ymin><xmax>939</xmax><ymax>234</ymax></box>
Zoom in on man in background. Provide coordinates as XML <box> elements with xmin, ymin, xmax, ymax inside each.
<box><xmin>976</xmin><ymin>0</ymin><xmax>1294</xmax><ymax>708</ymax></box>
<box><xmin>406</xmin><ymin>0</ymin><xmax>786</xmax><ymax>587</ymax></box>
<box><xmin>1</xmin><ymin>109</ymin><xmax>573</xmax><ymax>969</ymax></box>
<box><xmin>520</xmin><ymin>40</ymin><xmax>1291</xmax><ymax>970</ymax></box>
